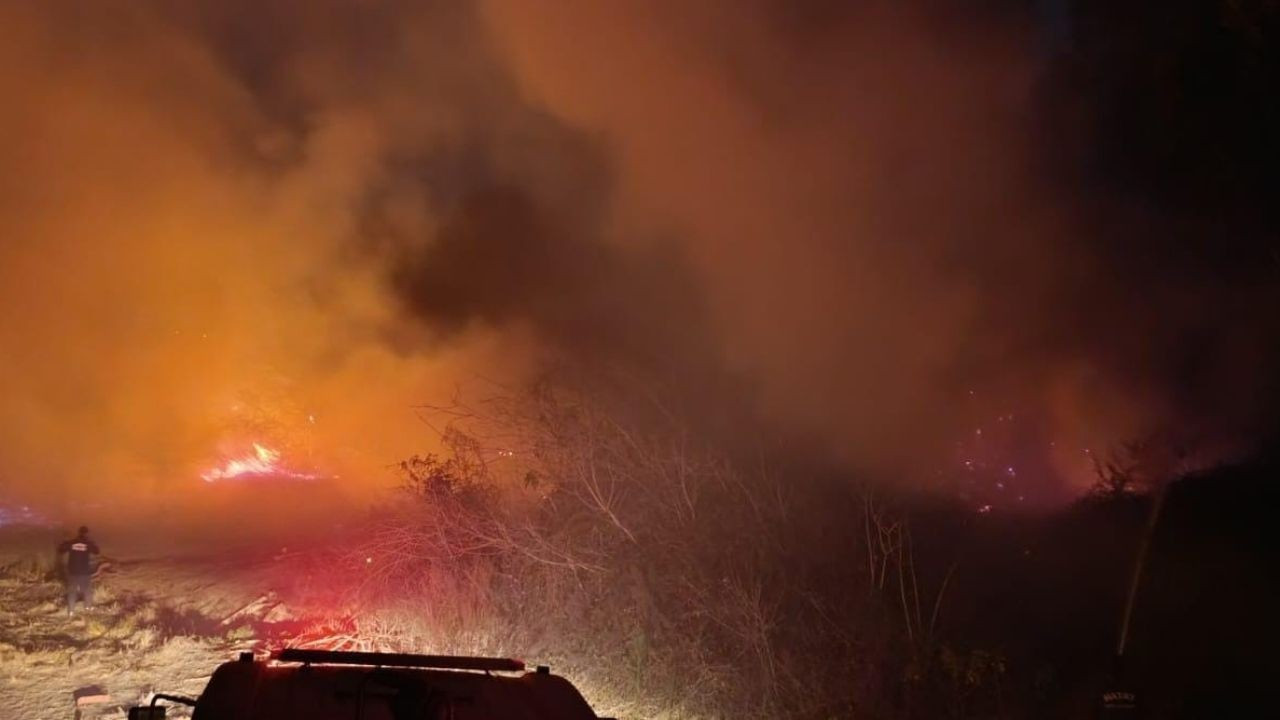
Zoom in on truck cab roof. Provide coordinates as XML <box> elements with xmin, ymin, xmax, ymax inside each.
<box><xmin>185</xmin><ymin>649</ymin><xmax>606</xmax><ymax>720</ymax></box>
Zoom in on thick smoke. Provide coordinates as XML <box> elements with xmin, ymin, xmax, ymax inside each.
<box><xmin>0</xmin><ymin>1</ymin><xmax>538</xmax><ymax>514</ymax></box>
<box><xmin>481</xmin><ymin>0</ymin><xmax>1280</xmax><ymax>493</ymax></box>
<box><xmin>0</xmin><ymin>1</ymin><xmax>1275</xmax><ymax>519</ymax></box>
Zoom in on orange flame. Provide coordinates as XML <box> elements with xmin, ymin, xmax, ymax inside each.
<box><xmin>202</xmin><ymin>443</ymin><xmax>318</xmax><ymax>483</ymax></box>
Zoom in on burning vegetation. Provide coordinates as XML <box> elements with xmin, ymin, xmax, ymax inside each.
<box><xmin>5</xmin><ymin>373</ymin><xmax>1276</xmax><ymax>717</ymax></box>
<box><xmin>1</xmin><ymin>0</ymin><xmax>1279</xmax><ymax>717</ymax></box>
<box><xmin>200</xmin><ymin>444</ymin><xmax>322</xmax><ymax>484</ymax></box>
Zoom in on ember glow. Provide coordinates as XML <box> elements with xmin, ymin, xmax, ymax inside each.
<box><xmin>201</xmin><ymin>444</ymin><xmax>320</xmax><ymax>483</ymax></box>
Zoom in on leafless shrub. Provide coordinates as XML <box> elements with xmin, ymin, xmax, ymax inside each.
<box><xmin>1088</xmin><ymin>433</ymin><xmax>1197</xmax><ymax>500</ymax></box>
<box><xmin>343</xmin><ymin>373</ymin><xmax>990</xmax><ymax>717</ymax></box>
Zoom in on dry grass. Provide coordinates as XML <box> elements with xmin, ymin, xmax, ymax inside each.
<box><xmin>0</xmin><ymin>530</ymin><xmax>266</xmax><ymax>719</ymax></box>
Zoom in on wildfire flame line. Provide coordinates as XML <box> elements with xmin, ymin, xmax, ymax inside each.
<box><xmin>201</xmin><ymin>443</ymin><xmax>319</xmax><ymax>483</ymax></box>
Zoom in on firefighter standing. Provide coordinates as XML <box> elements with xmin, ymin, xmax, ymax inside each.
<box><xmin>58</xmin><ymin>526</ymin><xmax>100</xmax><ymax>615</ymax></box>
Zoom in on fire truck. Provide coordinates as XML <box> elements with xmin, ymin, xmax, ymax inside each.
<box><xmin>129</xmin><ymin>649</ymin><xmax>612</xmax><ymax>719</ymax></box>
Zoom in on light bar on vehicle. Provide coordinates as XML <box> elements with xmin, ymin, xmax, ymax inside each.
<box><xmin>273</xmin><ymin>648</ymin><xmax>526</xmax><ymax>673</ymax></box>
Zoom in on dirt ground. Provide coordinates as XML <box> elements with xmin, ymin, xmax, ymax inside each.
<box><xmin>0</xmin><ymin>526</ymin><xmax>298</xmax><ymax>720</ymax></box>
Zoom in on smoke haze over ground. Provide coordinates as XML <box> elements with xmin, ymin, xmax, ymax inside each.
<box><xmin>1</xmin><ymin>1</ymin><xmax>1277</xmax><ymax>520</ymax></box>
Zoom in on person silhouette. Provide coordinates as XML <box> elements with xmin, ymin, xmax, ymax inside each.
<box><xmin>57</xmin><ymin>526</ymin><xmax>100</xmax><ymax>615</ymax></box>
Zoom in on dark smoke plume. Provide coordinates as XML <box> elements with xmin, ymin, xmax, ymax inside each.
<box><xmin>1</xmin><ymin>0</ymin><xmax>1277</xmax><ymax>517</ymax></box>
